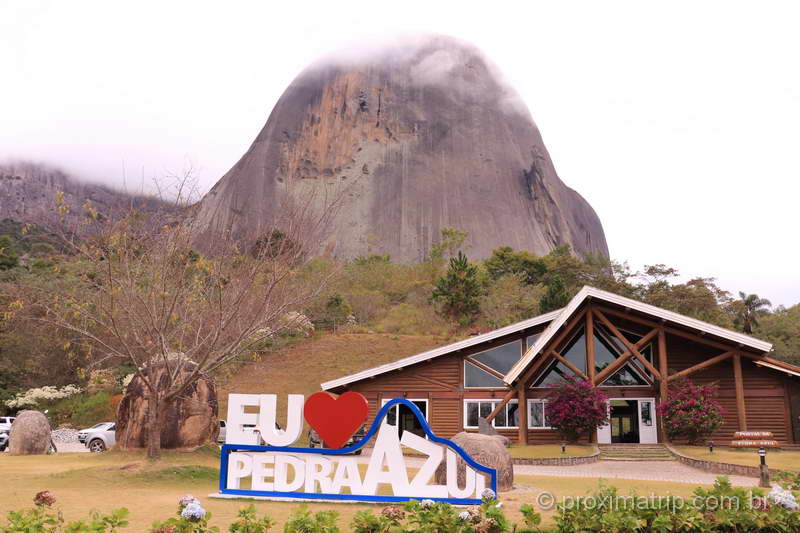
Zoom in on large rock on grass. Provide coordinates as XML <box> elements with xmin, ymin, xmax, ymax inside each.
<box><xmin>116</xmin><ymin>361</ymin><xmax>218</xmax><ymax>450</ymax></box>
<box><xmin>435</xmin><ymin>431</ymin><xmax>514</xmax><ymax>492</ymax></box>
<box><xmin>8</xmin><ymin>410</ymin><xmax>51</xmax><ymax>455</ymax></box>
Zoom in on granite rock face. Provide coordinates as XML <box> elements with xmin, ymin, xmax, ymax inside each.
<box><xmin>196</xmin><ymin>35</ymin><xmax>608</xmax><ymax>261</ymax></box>
<box><xmin>116</xmin><ymin>363</ymin><xmax>218</xmax><ymax>450</ymax></box>
<box><xmin>7</xmin><ymin>410</ymin><xmax>51</xmax><ymax>455</ymax></box>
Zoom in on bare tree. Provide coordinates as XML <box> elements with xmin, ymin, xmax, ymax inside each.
<box><xmin>29</xmin><ymin>172</ymin><xmax>340</xmax><ymax>458</ymax></box>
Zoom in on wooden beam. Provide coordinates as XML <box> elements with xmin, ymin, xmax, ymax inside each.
<box><xmin>733</xmin><ymin>353</ymin><xmax>747</xmax><ymax>431</ymax></box>
<box><xmin>517</xmin><ymin>385</ymin><xmax>528</xmax><ymax>445</ymax></box>
<box><xmin>465</xmin><ymin>356</ymin><xmax>506</xmax><ymax>380</ymax></box>
<box><xmin>592</xmin><ymin>328</ymin><xmax>659</xmax><ymax>385</ymax></box>
<box><xmin>666</xmin><ymin>350</ymin><xmax>735</xmax><ymax>382</ymax></box>
<box><xmin>586</xmin><ymin>309</ymin><xmax>596</xmax><ymax>383</ymax></box>
<box><xmin>485</xmin><ymin>388</ymin><xmax>515</xmax><ymax>422</ymax></box>
<box><xmin>547</xmin><ymin>349</ymin><xmax>589</xmax><ymax>380</ymax></box>
<box><xmin>593</xmin><ymin>309</ymin><xmax>661</xmax><ymax>379</ymax></box>
<box><xmin>598</xmin><ymin>307</ymin><xmax>739</xmax><ymax>353</ymax></box>
<box><xmin>658</xmin><ymin>328</ymin><xmax>668</xmax><ymax>405</ymax></box>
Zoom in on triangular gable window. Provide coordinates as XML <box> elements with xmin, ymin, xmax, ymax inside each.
<box><xmin>470</xmin><ymin>340</ymin><xmax>523</xmax><ymax>375</ymax></box>
<box><xmin>531</xmin><ymin>360</ymin><xmax>576</xmax><ymax>388</ymax></box>
<box><xmin>601</xmin><ymin>365</ymin><xmax>648</xmax><ymax>386</ymax></box>
<box><xmin>464</xmin><ymin>360</ymin><xmax>506</xmax><ymax>388</ymax></box>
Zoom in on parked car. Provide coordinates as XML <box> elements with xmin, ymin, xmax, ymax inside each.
<box><xmin>307</xmin><ymin>425</ymin><xmax>366</xmax><ymax>454</ymax></box>
<box><xmin>0</xmin><ymin>428</ymin><xmax>8</xmax><ymax>452</ymax></box>
<box><xmin>78</xmin><ymin>422</ymin><xmax>115</xmax><ymax>444</ymax></box>
<box><xmin>0</xmin><ymin>416</ymin><xmax>15</xmax><ymax>432</ymax></box>
<box><xmin>80</xmin><ymin>422</ymin><xmax>116</xmax><ymax>452</ymax></box>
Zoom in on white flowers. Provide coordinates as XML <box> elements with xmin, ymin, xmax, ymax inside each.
<box><xmin>180</xmin><ymin>501</ymin><xmax>206</xmax><ymax>521</ymax></box>
<box><xmin>768</xmin><ymin>485</ymin><xmax>799</xmax><ymax>511</ymax></box>
<box><xmin>420</xmin><ymin>499</ymin><xmax>434</xmax><ymax>508</ymax></box>
<box><xmin>121</xmin><ymin>374</ymin><xmax>135</xmax><ymax>390</ymax></box>
<box><xmin>179</xmin><ymin>495</ymin><xmax>206</xmax><ymax>521</ymax></box>
<box><xmin>481</xmin><ymin>488</ymin><xmax>497</xmax><ymax>500</ymax></box>
<box><xmin>4</xmin><ymin>385</ymin><xmax>82</xmax><ymax>408</ymax></box>
<box><xmin>458</xmin><ymin>511</ymin><xmax>471</xmax><ymax>520</ymax></box>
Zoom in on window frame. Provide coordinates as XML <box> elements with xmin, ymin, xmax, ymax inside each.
<box><xmin>527</xmin><ymin>399</ymin><xmax>550</xmax><ymax>429</ymax></box>
<box><xmin>462</xmin><ymin>339</ymin><xmax>523</xmax><ymax>389</ymax></box>
<box><xmin>462</xmin><ymin>399</ymin><xmax>519</xmax><ymax>429</ymax></box>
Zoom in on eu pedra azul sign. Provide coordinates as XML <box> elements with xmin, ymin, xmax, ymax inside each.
<box><xmin>212</xmin><ymin>392</ymin><xmax>497</xmax><ymax>504</ymax></box>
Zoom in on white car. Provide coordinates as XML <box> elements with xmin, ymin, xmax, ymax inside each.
<box><xmin>79</xmin><ymin>422</ymin><xmax>116</xmax><ymax>452</ymax></box>
<box><xmin>0</xmin><ymin>416</ymin><xmax>15</xmax><ymax>432</ymax></box>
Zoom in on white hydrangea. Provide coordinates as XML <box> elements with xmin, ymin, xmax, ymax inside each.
<box><xmin>420</xmin><ymin>499</ymin><xmax>434</xmax><ymax>508</ymax></box>
<box><xmin>5</xmin><ymin>384</ymin><xmax>82</xmax><ymax>408</ymax></box>
<box><xmin>768</xmin><ymin>485</ymin><xmax>799</xmax><ymax>511</ymax></box>
<box><xmin>481</xmin><ymin>488</ymin><xmax>497</xmax><ymax>500</ymax></box>
<box><xmin>458</xmin><ymin>511</ymin><xmax>471</xmax><ymax>520</ymax></box>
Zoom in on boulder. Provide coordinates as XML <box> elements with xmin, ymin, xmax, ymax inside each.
<box><xmin>116</xmin><ymin>362</ymin><xmax>218</xmax><ymax>450</ymax></box>
<box><xmin>478</xmin><ymin>417</ymin><xmax>511</xmax><ymax>448</ymax></box>
<box><xmin>435</xmin><ymin>431</ymin><xmax>514</xmax><ymax>492</ymax></box>
<box><xmin>8</xmin><ymin>410</ymin><xmax>51</xmax><ymax>455</ymax></box>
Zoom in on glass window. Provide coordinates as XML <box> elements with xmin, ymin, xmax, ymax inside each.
<box><xmin>601</xmin><ymin>365</ymin><xmax>648</xmax><ymax>386</ymax></box>
<box><xmin>470</xmin><ymin>340</ymin><xmax>522</xmax><ymax>375</ymax></box>
<box><xmin>464</xmin><ymin>361</ymin><xmax>507</xmax><ymax>388</ymax></box>
<box><xmin>466</xmin><ymin>402</ymin><xmax>479</xmax><ymax>427</ymax></box>
<box><xmin>640</xmin><ymin>401</ymin><xmax>653</xmax><ymax>426</ymax></box>
<box><xmin>559</xmin><ymin>328</ymin><xmax>588</xmax><ymax>374</ymax></box>
<box><xmin>463</xmin><ymin>400</ymin><xmax>519</xmax><ymax>428</ymax></box>
<box><xmin>532</xmin><ymin>360</ymin><xmax>575</xmax><ymax>387</ymax></box>
<box><xmin>525</xmin><ymin>334</ymin><xmax>540</xmax><ymax>349</ymax></box>
<box><xmin>528</xmin><ymin>400</ymin><xmax>548</xmax><ymax>428</ymax></box>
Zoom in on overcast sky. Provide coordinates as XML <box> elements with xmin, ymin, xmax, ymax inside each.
<box><xmin>1</xmin><ymin>1</ymin><xmax>798</xmax><ymax>306</ymax></box>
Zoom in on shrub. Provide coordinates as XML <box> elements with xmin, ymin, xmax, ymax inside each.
<box><xmin>658</xmin><ymin>379</ymin><xmax>724</xmax><ymax>444</ymax></box>
<box><xmin>283</xmin><ymin>507</ymin><xmax>339</xmax><ymax>533</ymax></box>
<box><xmin>228</xmin><ymin>505</ymin><xmax>275</xmax><ymax>533</ymax></box>
<box><xmin>1</xmin><ymin>491</ymin><xmax>128</xmax><ymax>533</ymax></box>
<box><xmin>47</xmin><ymin>392</ymin><xmax>114</xmax><ymax>428</ymax></box>
<box><xmin>4</xmin><ymin>384</ymin><xmax>82</xmax><ymax>409</ymax></box>
<box><xmin>545</xmin><ymin>376</ymin><xmax>609</xmax><ymax>442</ymax></box>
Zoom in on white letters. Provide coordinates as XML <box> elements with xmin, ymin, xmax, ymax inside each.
<box><xmin>227</xmin><ymin>452</ymin><xmax>253</xmax><ymax>489</ymax></box>
<box><xmin>226</xmin><ymin>394</ymin><xmax>261</xmax><ymax>445</ymax></box>
<box><xmin>401</xmin><ymin>431</ymin><xmax>447</xmax><ymax>497</ymax></box>
<box><xmin>223</xmin><ymin>394</ymin><xmax>496</xmax><ymax>502</ymax></box>
<box><xmin>274</xmin><ymin>454</ymin><xmax>305</xmax><ymax>492</ymax></box>
<box><xmin>257</xmin><ymin>394</ymin><xmax>304</xmax><ymax>446</ymax></box>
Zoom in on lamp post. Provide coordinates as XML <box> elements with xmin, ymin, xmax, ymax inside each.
<box><xmin>758</xmin><ymin>447</ymin><xmax>770</xmax><ymax>488</ymax></box>
<box><xmin>561</xmin><ymin>442</ymin><xmax>566</xmax><ymax>455</ymax></box>
<box><xmin>708</xmin><ymin>441</ymin><xmax>714</xmax><ymax>453</ymax></box>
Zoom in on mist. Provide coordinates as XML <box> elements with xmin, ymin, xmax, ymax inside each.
<box><xmin>1</xmin><ymin>1</ymin><xmax>799</xmax><ymax>306</ymax></box>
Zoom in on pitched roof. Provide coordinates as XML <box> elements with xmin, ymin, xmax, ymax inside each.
<box><xmin>504</xmin><ymin>286</ymin><xmax>775</xmax><ymax>384</ymax></box>
<box><xmin>320</xmin><ymin>309</ymin><xmax>562</xmax><ymax>391</ymax></box>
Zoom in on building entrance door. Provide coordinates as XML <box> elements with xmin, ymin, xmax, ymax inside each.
<box><xmin>610</xmin><ymin>400</ymin><xmax>640</xmax><ymax>443</ymax></box>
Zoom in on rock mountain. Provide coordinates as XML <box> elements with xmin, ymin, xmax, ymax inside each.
<box><xmin>203</xmin><ymin>36</ymin><xmax>609</xmax><ymax>260</ymax></box>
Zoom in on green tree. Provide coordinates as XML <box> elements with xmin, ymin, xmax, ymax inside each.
<box><xmin>484</xmin><ymin>246</ymin><xmax>547</xmax><ymax>285</ymax></box>
<box><xmin>539</xmin><ymin>276</ymin><xmax>570</xmax><ymax>313</ymax></box>
<box><xmin>429</xmin><ymin>227</ymin><xmax>468</xmax><ymax>261</ymax></box>
<box><xmin>431</xmin><ymin>251</ymin><xmax>481</xmax><ymax>325</ymax></box>
<box><xmin>0</xmin><ymin>236</ymin><xmax>19</xmax><ymax>270</ymax></box>
<box><xmin>755</xmin><ymin>303</ymin><xmax>800</xmax><ymax>364</ymax></box>
<box><xmin>734</xmin><ymin>291</ymin><xmax>771</xmax><ymax>333</ymax></box>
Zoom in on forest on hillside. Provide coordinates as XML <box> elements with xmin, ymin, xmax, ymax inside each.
<box><xmin>0</xmin><ymin>218</ymin><xmax>797</xmax><ymax>417</ymax></box>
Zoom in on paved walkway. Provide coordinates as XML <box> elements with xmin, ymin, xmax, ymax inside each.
<box><xmin>514</xmin><ymin>460</ymin><xmax>759</xmax><ymax>487</ymax></box>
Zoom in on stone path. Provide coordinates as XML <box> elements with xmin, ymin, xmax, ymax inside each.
<box><xmin>514</xmin><ymin>459</ymin><xmax>759</xmax><ymax>487</ymax></box>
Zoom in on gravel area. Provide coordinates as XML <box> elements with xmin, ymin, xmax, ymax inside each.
<box><xmin>51</xmin><ymin>429</ymin><xmax>79</xmax><ymax>443</ymax></box>
<box><xmin>514</xmin><ymin>459</ymin><xmax>760</xmax><ymax>487</ymax></box>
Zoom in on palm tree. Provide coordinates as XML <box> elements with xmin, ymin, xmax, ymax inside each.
<box><xmin>736</xmin><ymin>292</ymin><xmax>772</xmax><ymax>333</ymax></box>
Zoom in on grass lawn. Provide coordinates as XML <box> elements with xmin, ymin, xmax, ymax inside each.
<box><xmin>673</xmin><ymin>446</ymin><xmax>800</xmax><ymax>472</ymax></box>
<box><xmin>509</xmin><ymin>444</ymin><xmax>596</xmax><ymax>459</ymax></box>
<box><xmin>0</xmin><ymin>449</ymin><xmax>715</xmax><ymax>531</ymax></box>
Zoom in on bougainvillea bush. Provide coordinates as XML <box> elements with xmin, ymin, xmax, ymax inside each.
<box><xmin>545</xmin><ymin>376</ymin><xmax>609</xmax><ymax>442</ymax></box>
<box><xmin>658</xmin><ymin>379</ymin><xmax>724</xmax><ymax>443</ymax></box>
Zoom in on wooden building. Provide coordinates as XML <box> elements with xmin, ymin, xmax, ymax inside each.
<box><xmin>322</xmin><ymin>286</ymin><xmax>800</xmax><ymax>445</ymax></box>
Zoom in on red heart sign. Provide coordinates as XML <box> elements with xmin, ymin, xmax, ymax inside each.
<box><xmin>304</xmin><ymin>391</ymin><xmax>369</xmax><ymax>449</ymax></box>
